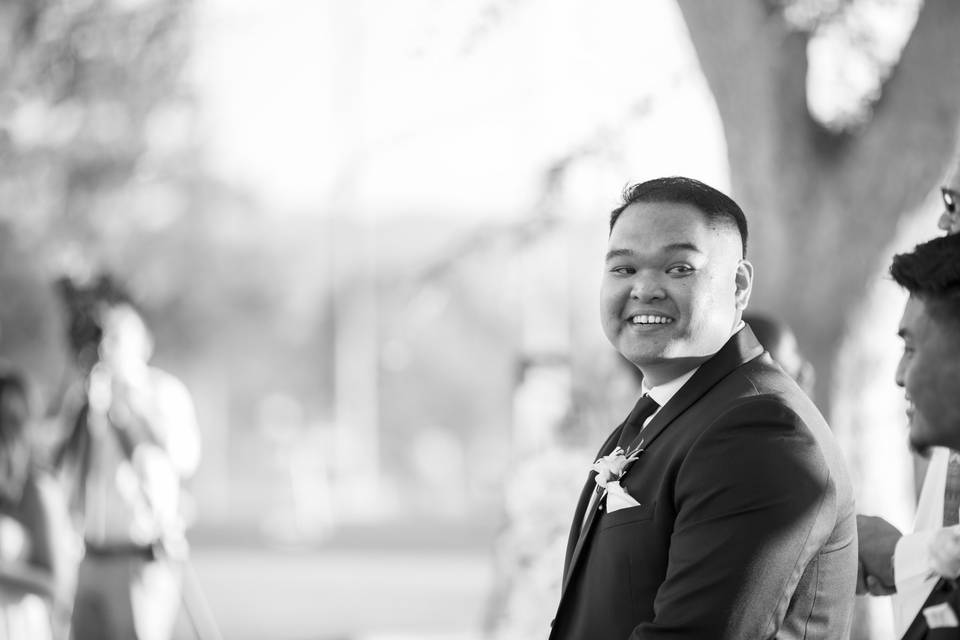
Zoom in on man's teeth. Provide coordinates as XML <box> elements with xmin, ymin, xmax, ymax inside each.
<box><xmin>632</xmin><ymin>315</ymin><xmax>673</xmax><ymax>325</ymax></box>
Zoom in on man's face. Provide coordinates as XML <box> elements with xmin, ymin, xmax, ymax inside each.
<box><xmin>896</xmin><ymin>295</ymin><xmax>960</xmax><ymax>452</ymax></box>
<box><xmin>600</xmin><ymin>201</ymin><xmax>752</xmax><ymax>385</ymax></box>
<box><xmin>939</xmin><ymin>164</ymin><xmax>960</xmax><ymax>235</ymax></box>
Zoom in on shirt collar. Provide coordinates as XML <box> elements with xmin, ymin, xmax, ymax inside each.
<box><xmin>642</xmin><ymin>367</ymin><xmax>699</xmax><ymax>408</ymax></box>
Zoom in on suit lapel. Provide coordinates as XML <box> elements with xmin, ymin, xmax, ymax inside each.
<box><xmin>561</xmin><ymin>423</ymin><xmax>624</xmax><ymax>591</ymax></box>
<box><xmin>563</xmin><ymin>473</ymin><xmax>599</xmax><ymax>577</ymax></box>
<box><xmin>556</xmin><ymin>326</ymin><xmax>765</xmax><ymax>610</ymax></box>
<box><xmin>622</xmin><ymin>325</ymin><xmax>765</xmax><ymax>453</ymax></box>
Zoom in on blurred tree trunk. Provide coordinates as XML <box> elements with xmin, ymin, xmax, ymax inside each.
<box><xmin>675</xmin><ymin>0</ymin><xmax>960</xmax><ymax>411</ymax></box>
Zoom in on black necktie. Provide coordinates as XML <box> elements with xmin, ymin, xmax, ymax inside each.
<box><xmin>616</xmin><ymin>394</ymin><xmax>660</xmax><ymax>452</ymax></box>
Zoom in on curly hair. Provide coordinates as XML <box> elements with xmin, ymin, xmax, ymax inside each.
<box><xmin>890</xmin><ymin>233</ymin><xmax>960</xmax><ymax>331</ymax></box>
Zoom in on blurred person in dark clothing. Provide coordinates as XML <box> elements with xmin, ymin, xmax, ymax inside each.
<box><xmin>55</xmin><ymin>299</ymin><xmax>201</xmax><ymax>640</ymax></box>
<box><xmin>743</xmin><ymin>313</ymin><xmax>816</xmax><ymax>397</ymax></box>
<box><xmin>0</xmin><ymin>369</ymin><xmax>73</xmax><ymax>639</ymax></box>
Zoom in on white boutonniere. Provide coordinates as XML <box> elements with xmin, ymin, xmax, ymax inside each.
<box><xmin>591</xmin><ymin>443</ymin><xmax>644</xmax><ymax>511</ymax></box>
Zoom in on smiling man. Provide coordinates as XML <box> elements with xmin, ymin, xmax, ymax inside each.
<box><xmin>549</xmin><ymin>177</ymin><xmax>857</xmax><ymax>640</ymax></box>
<box><xmin>857</xmin><ymin>232</ymin><xmax>960</xmax><ymax>639</ymax></box>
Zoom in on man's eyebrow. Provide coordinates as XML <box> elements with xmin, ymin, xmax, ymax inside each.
<box><xmin>605</xmin><ymin>243</ymin><xmax>702</xmax><ymax>261</ymax></box>
<box><xmin>663</xmin><ymin>242</ymin><xmax>702</xmax><ymax>253</ymax></box>
<box><xmin>605</xmin><ymin>248</ymin><xmax>634</xmax><ymax>261</ymax></box>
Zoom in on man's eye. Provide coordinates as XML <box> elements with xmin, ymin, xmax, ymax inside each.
<box><xmin>666</xmin><ymin>264</ymin><xmax>693</xmax><ymax>275</ymax></box>
<box><xmin>610</xmin><ymin>266</ymin><xmax>634</xmax><ymax>275</ymax></box>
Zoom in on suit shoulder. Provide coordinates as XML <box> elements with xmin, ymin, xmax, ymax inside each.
<box><xmin>733</xmin><ymin>354</ymin><xmax>806</xmax><ymax>395</ymax></box>
<box><xmin>717</xmin><ymin>357</ymin><xmax>823</xmax><ymax>421</ymax></box>
<box><xmin>696</xmin><ymin>365</ymin><xmax>853</xmax><ymax>500</ymax></box>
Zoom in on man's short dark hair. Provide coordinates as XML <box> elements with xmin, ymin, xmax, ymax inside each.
<box><xmin>890</xmin><ymin>233</ymin><xmax>960</xmax><ymax>330</ymax></box>
<box><xmin>609</xmin><ymin>176</ymin><xmax>749</xmax><ymax>257</ymax></box>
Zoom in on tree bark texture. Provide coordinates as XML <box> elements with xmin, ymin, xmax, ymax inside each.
<box><xmin>675</xmin><ymin>0</ymin><xmax>960</xmax><ymax>411</ymax></box>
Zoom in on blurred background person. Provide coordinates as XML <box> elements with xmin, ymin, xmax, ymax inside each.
<box><xmin>743</xmin><ymin>313</ymin><xmax>816</xmax><ymax>398</ymax></box>
<box><xmin>0</xmin><ymin>369</ymin><xmax>73</xmax><ymax>640</ymax></box>
<box><xmin>54</xmin><ymin>295</ymin><xmax>201</xmax><ymax>640</ymax></box>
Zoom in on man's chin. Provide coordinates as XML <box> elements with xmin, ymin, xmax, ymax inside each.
<box><xmin>905</xmin><ymin>409</ymin><xmax>960</xmax><ymax>456</ymax></box>
<box><xmin>618</xmin><ymin>346</ymin><xmax>664</xmax><ymax>368</ymax></box>
<box><xmin>907</xmin><ymin>427</ymin><xmax>934</xmax><ymax>459</ymax></box>
<box><xmin>907</xmin><ymin>438</ymin><xmax>932</xmax><ymax>459</ymax></box>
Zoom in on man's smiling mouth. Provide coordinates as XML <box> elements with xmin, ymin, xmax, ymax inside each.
<box><xmin>631</xmin><ymin>315</ymin><xmax>674</xmax><ymax>325</ymax></box>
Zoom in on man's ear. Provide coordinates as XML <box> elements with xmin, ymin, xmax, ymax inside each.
<box><xmin>734</xmin><ymin>259</ymin><xmax>753</xmax><ymax>310</ymax></box>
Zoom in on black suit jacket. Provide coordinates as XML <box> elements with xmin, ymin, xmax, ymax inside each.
<box><xmin>550</xmin><ymin>327</ymin><xmax>857</xmax><ymax>640</ymax></box>
<box><xmin>902</xmin><ymin>579</ymin><xmax>960</xmax><ymax>640</ymax></box>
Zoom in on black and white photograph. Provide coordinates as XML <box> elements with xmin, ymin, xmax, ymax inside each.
<box><xmin>0</xmin><ymin>1</ymin><xmax>958</xmax><ymax>639</ymax></box>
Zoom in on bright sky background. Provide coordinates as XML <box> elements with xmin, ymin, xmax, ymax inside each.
<box><xmin>189</xmin><ymin>0</ymin><xmax>728</xmax><ymax>218</ymax></box>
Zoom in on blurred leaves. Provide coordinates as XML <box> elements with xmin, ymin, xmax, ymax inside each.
<box><xmin>0</xmin><ymin>0</ymin><xmax>194</xmax><ymax>236</ymax></box>
<box><xmin>0</xmin><ymin>0</ymin><xmax>326</xmax><ymax>397</ymax></box>
<box><xmin>0</xmin><ymin>0</ymin><xmax>199</xmax><ymax>399</ymax></box>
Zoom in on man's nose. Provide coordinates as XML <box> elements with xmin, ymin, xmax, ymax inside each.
<box><xmin>939</xmin><ymin>211</ymin><xmax>953</xmax><ymax>232</ymax></box>
<box><xmin>894</xmin><ymin>356</ymin><xmax>906</xmax><ymax>388</ymax></box>
<box><xmin>939</xmin><ymin>211</ymin><xmax>960</xmax><ymax>235</ymax></box>
<box><xmin>630</xmin><ymin>276</ymin><xmax>666</xmax><ymax>300</ymax></box>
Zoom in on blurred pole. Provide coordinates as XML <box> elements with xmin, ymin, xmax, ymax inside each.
<box><xmin>513</xmin><ymin>221</ymin><xmax>572</xmax><ymax>452</ymax></box>
<box><xmin>328</xmin><ymin>0</ymin><xmax>382</xmax><ymax>520</ymax></box>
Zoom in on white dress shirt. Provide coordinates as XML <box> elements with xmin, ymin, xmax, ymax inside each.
<box><xmin>892</xmin><ymin>447</ymin><xmax>955</xmax><ymax>637</ymax></box>
<box><xmin>83</xmin><ymin>367</ymin><xmax>201</xmax><ymax>547</ymax></box>
<box><xmin>640</xmin><ymin>368</ymin><xmax>699</xmax><ymax>428</ymax></box>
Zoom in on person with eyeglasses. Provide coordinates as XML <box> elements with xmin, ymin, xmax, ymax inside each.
<box><xmin>939</xmin><ymin>177</ymin><xmax>960</xmax><ymax>235</ymax></box>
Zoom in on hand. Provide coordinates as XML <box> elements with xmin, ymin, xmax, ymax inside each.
<box><xmin>86</xmin><ymin>363</ymin><xmax>113</xmax><ymax>415</ymax></box>
<box><xmin>856</xmin><ymin>559</ymin><xmax>895</xmax><ymax>595</ymax></box>
<box><xmin>857</xmin><ymin>514</ymin><xmax>901</xmax><ymax>595</ymax></box>
<box><xmin>929</xmin><ymin>527</ymin><xmax>960</xmax><ymax>580</ymax></box>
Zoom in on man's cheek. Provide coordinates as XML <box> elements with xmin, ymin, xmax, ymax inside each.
<box><xmin>935</xmin><ymin>359</ymin><xmax>960</xmax><ymax>427</ymax></box>
<box><xmin>939</xmin><ymin>359</ymin><xmax>960</xmax><ymax>395</ymax></box>
<box><xmin>910</xmin><ymin>364</ymin><xmax>939</xmax><ymax>423</ymax></box>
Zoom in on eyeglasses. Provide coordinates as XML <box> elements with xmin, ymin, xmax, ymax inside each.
<box><xmin>943</xmin><ymin>187</ymin><xmax>959</xmax><ymax>214</ymax></box>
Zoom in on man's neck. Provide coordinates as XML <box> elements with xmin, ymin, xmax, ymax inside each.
<box><xmin>640</xmin><ymin>321</ymin><xmax>745</xmax><ymax>387</ymax></box>
<box><xmin>639</xmin><ymin>356</ymin><xmax>709</xmax><ymax>388</ymax></box>
<box><xmin>641</xmin><ymin>367</ymin><xmax>700</xmax><ymax>410</ymax></box>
